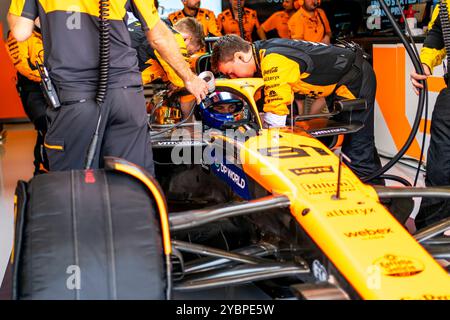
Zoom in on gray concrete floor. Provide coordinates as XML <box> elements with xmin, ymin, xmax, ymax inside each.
<box><xmin>0</xmin><ymin>124</ymin><xmax>35</xmax><ymax>287</ymax></box>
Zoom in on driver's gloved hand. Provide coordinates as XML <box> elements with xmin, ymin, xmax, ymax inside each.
<box><xmin>263</xmin><ymin>112</ymin><xmax>287</xmax><ymax>128</ymax></box>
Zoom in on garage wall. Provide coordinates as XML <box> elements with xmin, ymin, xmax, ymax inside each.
<box><xmin>0</xmin><ymin>1</ymin><xmax>27</xmax><ymax>121</ymax></box>
<box><xmin>1</xmin><ymin>0</ymin><xmax>10</xmax><ymax>39</ymax></box>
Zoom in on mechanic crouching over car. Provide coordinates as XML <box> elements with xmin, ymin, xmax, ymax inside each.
<box><xmin>211</xmin><ymin>35</ymin><xmax>382</xmax><ymax>180</ymax></box>
<box><xmin>129</xmin><ymin>17</ymin><xmax>205</xmax><ymax>118</ymax></box>
<box><xmin>130</xmin><ymin>17</ymin><xmax>205</xmax><ymax>87</ymax></box>
<box><xmin>7</xmin><ymin>0</ymin><xmax>208</xmax><ymax>174</ymax></box>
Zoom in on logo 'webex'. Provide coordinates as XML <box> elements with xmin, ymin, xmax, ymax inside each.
<box><xmin>344</xmin><ymin>227</ymin><xmax>393</xmax><ymax>239</ymax></box>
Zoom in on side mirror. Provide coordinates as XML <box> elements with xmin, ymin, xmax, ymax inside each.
<box><xmin>334</xmin><ymin>99</ymin><xmax>367</xmax><ymax>113</ymax></box>
<box><xmin>294</xmin><ymin>98</ymin><xmax>368</xmax><ymax>122</ymax></box>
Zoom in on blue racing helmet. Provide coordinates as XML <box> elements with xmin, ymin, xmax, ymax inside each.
<box><xmin>198</xmin><ymin>92</ymin><xmax>250</xmax><ymax>129</ymax></box>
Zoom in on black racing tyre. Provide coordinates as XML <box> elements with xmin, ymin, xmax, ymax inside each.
<box><xmin>12</xmin><ymin>169</ymin><xmax>166</xmax><ymax>299</ymax></box>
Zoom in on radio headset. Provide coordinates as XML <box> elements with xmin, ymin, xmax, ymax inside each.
<box><xmin>36</xmin><ymin>59</ymin><xmax>61</xmax><ymax>109</ymax></box>
<box><xmin>237</xmin><ymin>0</ymin><xmax>245</xmax><ymax>39</ymax></box>
<box><xmin>439</xmin><ymin>0</ymin><xmax>450</xmax><ymax>86</ymax></box>
<box><xmin>84</xmin><ymin>0</ymin><xmax>111</xmax><ymax>169</ymax></box>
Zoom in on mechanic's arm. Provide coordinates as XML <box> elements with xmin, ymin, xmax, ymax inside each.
<box><xmin>155</xmin><ymin>32</ymin><xmax>188</xmax><ymax>88</ymax></box>
<box><xmin>319</xmin><ymin>10</ymin><xmax>332</xmax><ymax>44</ymax></box>
<box><xmin>262</xmin><ymin>54</ymin><xmax>300</xmax><ymax>126</ymax></box>
<box><xmin>208</xmin><ymin>13</ymin><xmax>222</xmax><ymax>37</ymax></box>
<box><xmin>130</xmin><ymin>0</ymin><xmax>207</xmax><ymax>102</ymax></box>
<box><xmin>321</xmin><ymin>33</ymin><xmax>331</xmax><ymax>45</ymax></box>
<box><xmin>410</xmin><ymin>64</ymin><xmax>431</xmax><ymax>95</ymax></box>
<box><xmin>321</xmin><ymin>31</ymin><xmax>332</xmax><ymax>45</ymax></box>
<box><xmin>7</xmin><ymin>14</ymin><xmax>34</xmax><ymax>41</ymax></box>
<box><xmin>146</xmin><ymin>21</ymin><xmax>207</xmax><ymax>102</ymax></box>
<box><xmin>261</xmin><ymin>14</ymin><xmax>275</xmax><ymax>33</ymax></box>
<box><xmin>8</xmin><ymin>0</ymin><xmax>38</xmax><ymax>41</ymax></box>
<box><xmin>257</xmin><ymin>26</ymin><xmax>267</xmax><ymax>40</ymax></box>
<box><xmin>411</xmin><ymin>5</ymin><xmax>446</xmax><ymax>94</ymax></box>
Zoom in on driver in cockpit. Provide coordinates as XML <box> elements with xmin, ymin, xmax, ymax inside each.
<box><xmin>199</xmin><ymin>92</ymin><xmax>251</xmax><ymax>130</ymax></box>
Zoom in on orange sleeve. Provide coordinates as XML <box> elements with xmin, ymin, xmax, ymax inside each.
<box><xmin>206</xmin><ymin>12</ymin><xmax>222</xmax><ymax>36</ymax></box>
<box><xmin>261</xmin><ymin>13</ymin><xmax>276</xmax><ymax>32</ymax></box>
<box><xmin>318</xmin><ymin>9</ymin><xmax>331</xmax><ymax>34</ymax></box>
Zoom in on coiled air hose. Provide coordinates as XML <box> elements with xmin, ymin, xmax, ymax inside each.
<box><xmin>85</xmin><ymin>0</ymin><xmax>110</xmax><ymax>169</ymax></box>
<box><xmin>439</xmin><ymin>0</ymin><xmax>450</xmax><ymax>85</ymax></box>
<box><xmin>362</xmin><ymin>0</ymin><xmax>427</xmax><ymax>183</ymax></box>
<box><xmin>96</xmin><ymin>0</ymin><xmax>111</xmax><ymax>105</ymax></box>
<box><xmin>237</xmin><ymin>0</ymin><xmax>245</xmax><ymax>39</ymax></box>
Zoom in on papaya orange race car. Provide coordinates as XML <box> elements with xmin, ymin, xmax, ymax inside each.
<box><xmin>9</xmin><ymin>78</ymin><xmax>450</xmax><ymax>300</ymax></box>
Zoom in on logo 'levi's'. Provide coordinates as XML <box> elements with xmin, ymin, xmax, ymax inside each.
<box><xmin>290</xmin><ymin>166</ymin><xmax>334</xmax><ymax>176</ymax></box>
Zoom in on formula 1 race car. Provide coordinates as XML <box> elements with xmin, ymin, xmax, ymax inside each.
<box><xmin>9</xmin><ymin>78</ymin><xmax>450</xmax><ymax>300</ymax></box>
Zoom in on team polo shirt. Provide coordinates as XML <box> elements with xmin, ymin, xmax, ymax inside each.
<box><xmin>168</xmin><ymin>8</ymin><xmax>221</xmax><ymax>36</ymax></box>
<box><xmin>261</xmin><ymin>11</ymin><xmax>291</xmax><ymax>39</ymax></box>
<box><xmin>217</xmin><ymin>8</ymin><xmax>261</xmax><ymax>42</ymax></box>
<box><xmin>288</xmin><ymin>7</ymin><xmax>331</xmax><ymax>42</ymax></box>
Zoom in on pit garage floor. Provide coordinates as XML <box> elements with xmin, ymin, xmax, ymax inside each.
<box><xmin>0</xmin><ymin>123</ymin><xmax>433</xmax><ymax>299</ymax></box>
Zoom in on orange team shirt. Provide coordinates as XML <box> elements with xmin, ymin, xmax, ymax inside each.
<box><xmin>217</xmin><ymin>8</ymin><xmax>261</xmax><ymax>42</ymax></box>
<box><xmin>168</xmin><ymin>8</ymin><xmax>222</xmax><ymax>36</ymax></box>
<box><xmin>261</xmin><ymin>11</ymin><xmax>291</xmax><ymax>38</ymax></box>
<box><xmin>288</xmin><ymin>7</ymin><xmax>331</xmax><ymax>42</ymax></box>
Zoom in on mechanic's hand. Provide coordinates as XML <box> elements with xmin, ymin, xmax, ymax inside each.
<box><xmin>184</xmin><ymin>75</ymin><xmax>208</xmax><ymax>104</ymax></box>
<box><xmin>263</xmin><ymin>112</ymin><xmax>287</xmax><ymax>128</ymax></box>
<box><xmin>410</xmin><ymin>64</ymin><xmax>431</xmax><ymax>95</ymax></box>
<box><xmin>321</xmin><ymin>34</ymin><xmax>331</xmax><ymax>45</ymax></box>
